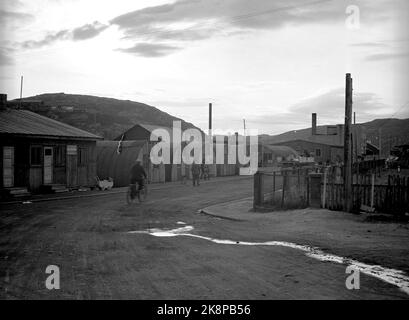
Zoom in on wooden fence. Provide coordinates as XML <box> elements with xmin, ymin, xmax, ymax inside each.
<box><xmin>323</xmin><ymin>174</ymin><xmax>409</xmax><ymax>215</ymax></box>
<box><xmin>254</xmin><ymin>167</ymin><xmax>316</xmax><ymax>210</ymax></box>
<box><xmin>255</xmin><ymin>164</ymin><xmax>409</xmax><ymax>215</ymax></box>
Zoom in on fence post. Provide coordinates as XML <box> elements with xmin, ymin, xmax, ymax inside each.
<box><xmin>370</xmin><ymin>173</ymin><xmax>375</xmax><ymax>208</ymax></box>
<box><xmin>387</xmin><ymin>175</ymin><xmax>391</xmax><ymax>212</ymax></box>
<box><xmin>406</xmin><ymin>177</ymin><xmax>409</xmax><ymax>213</ymax></box>
<box><xmin>397</xmin><ymin>175</ymin><xmax>401</xmax><ymax>214</ymax></box>
<box><xmin>331</xmin><ymin>167</ymin><xmax>335</xmax><ymax>209</ymax></box>
<box><xmin>322</xmin><ymin>167</ymin><xmax>327</xmax><ymax>209</ymax></box>
<box><xmin>253</xmin><ymin>171</ymin><xmax>264</xmax><ymax>208</ymax></box>
<box><xmin>308</xmin><ymin>172</ymin><xmax>323</xmax><ymax>208</ymax></box>
<box><xmin>297</xmin><ymin>169</ymin><xmax>300</xmax><ymax>194</ymax></box>
<box><xmin>281</xmin><ymin>171</ymin><xmax>286</xmax><ymax>208</ymax></box>
<box><xmin>307</xmin><ymin>171</ymin><xmax>310</xmax><ymax>206</ymax></box>
<box><xmin>273</xmin><ymin>171</ymin><xmax>276</xmax><ymax>194</ymax></box>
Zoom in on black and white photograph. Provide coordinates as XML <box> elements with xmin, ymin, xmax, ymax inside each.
<box><xmin>1</xmin><ymin>0</ymin><xmax>409</xmax><ymax>306</ymax></box>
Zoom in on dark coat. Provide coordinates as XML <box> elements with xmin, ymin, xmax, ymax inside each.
<box><xmin>130</xmin><ymin>164</ymin><xmax>147</xmax><ymax>181</ymax></box>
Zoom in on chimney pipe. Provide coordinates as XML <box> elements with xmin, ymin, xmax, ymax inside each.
<box><xmin>312</xmin><ymin>113</ymin><xmax>317</xmax><ymax>135</ymax></box>
<box><xmin>209</xmin><ymin>103</ymin><xmax>212</xmax><ymax>135</ymax></box>
<box><xmin>0</xmin><ymin>94</ymin><xmax>7</xmax><ymax>110</ymax></box>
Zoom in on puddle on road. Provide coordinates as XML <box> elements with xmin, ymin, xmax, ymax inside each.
<box><xmin>127</xmin><ymin>225</ymin><xmax>409</xmax><ymax>295</ymax></box>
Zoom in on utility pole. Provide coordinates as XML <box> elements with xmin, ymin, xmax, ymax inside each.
<box><xmin>378</xmin><ymin>128</ymin><xmax>382</xmax><ymax>158</ymax></box>
<box><xmin>243</xmin><ymin>118</ymin><xmax>246</xmax><ymax>136</ymax></box>
<box><xmin>352</xmin><ymin>111</ymin><xmax>361</xmax><ymax>175</ymax></box>
<box><xmin>344</xmin><ymin>73</ymin><xmax>353</xmax><ymax>212</ymax></box>
<box><xmin>206</xmin><ymin>102</ymin><xmax>213</xmax><ymax>169</ymax></box>
<box><xmin>353</xmin><ymin>111</ymin><xmax>357</xmax><ymax>163</ymax></box>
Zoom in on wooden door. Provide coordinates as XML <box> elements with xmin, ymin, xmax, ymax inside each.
<box><xmin>43</xmin><ymin>147</ymin><xmax>53</xmax><ymax>184</ymax></box>
<box><xmin>66</xmin><ymin>145</ymin><xmax>78</xmax><ymax>187</ymax></box>
<box><xmin>3</xmin><ymin>146</ymin><xmax>14</xmax><ymax>187</ymax></box>
<box><xmin>165</xmin><ymin>164</ymin><xmax>172</xmax><ymax>182</ymax></box>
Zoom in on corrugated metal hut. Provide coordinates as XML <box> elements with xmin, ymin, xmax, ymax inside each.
<box><xmin>259</xmin><ymin>144</ymin><xmax>299</xmax><ymax>167</ymax></box>
<box><xmin>115</xmin><ymin>123</ymin><xmax>215</xmax><ymax>183</ymax></box>
<box><xmin>96</xmin><ymin>140</ymin><xmax>153</xmax><ymax>187</ymax></box>
<box><xmin>114</xmin><ymin>123</ymin><xmax>177</xmax><ymax>182</ymax></box>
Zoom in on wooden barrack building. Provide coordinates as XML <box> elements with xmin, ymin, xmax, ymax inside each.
<box><xmin>0</xmin><ymin>94</ymin><xmax>102</xmax><ymax>197</ymax></box>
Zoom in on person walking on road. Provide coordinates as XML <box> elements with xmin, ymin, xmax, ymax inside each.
<box><xmin>200</xmin><ymin>163</ymin><xmax>205</xmax><ymax>180</ymax></box>
<box><xmin>191</xmin><ymin>162</ymin><xmax>201</xmax><ymax>186</ymax></box>
<box><xmin>130</xmin><ymin>159</ymin><xmax>147</xmax><ymax>196</ymax></box>
<box><xmin>181</xmin><ymin>162</ymin><xmax>187</xmax><ymax>184</ymax></box>
<box><xmin>203</xmin><ymin>164</ymin><xmax>210</xmax><ymax>180</ymax></box>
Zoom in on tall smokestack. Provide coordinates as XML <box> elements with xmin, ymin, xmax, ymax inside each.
<box><xmin>312</xmin><ymin>113</ymin><xmax>317</xmax><ymax>135</ymax></box>
<box><xmin>209</xmin><ymin>103</ymin><xmax>212</xmax><ymax>135</ymax></box>
<box><xmin>0</xmin><ymin>94</ymin><xmax>7</xmax><ymax>110</ymax></box>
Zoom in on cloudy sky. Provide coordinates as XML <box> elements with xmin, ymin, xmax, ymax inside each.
<box><xmin>1</xmin><ymin>0</ymin><xmax>408</xmax><ymax>134</ymax></box>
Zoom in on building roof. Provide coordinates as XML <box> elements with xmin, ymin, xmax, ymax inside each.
<box><xmin>0</xmin><ymin>109</ymin><xmax>102</xmax><ymax>140</ymax></box>
<box><xmin>115</xmin><ymin>123</ymin><xmax>174</xmax><ymax>141</ymax></box>
<box><xmin>261</xmin><ymin>144</ymin><xmax>300</xmax><ymax>157</ymax></box>
<box><xmin>138</xmin><ymin>123</ymin><xmax>172</xmax><ymax>133</ymax></box>
<box><xmin>262</xmin><ymin>126</ymin><xmax>346</xmax><ymax>147</ymax></box>
<box><xmin>96</xmin><ymin>140</ymin><xmax>146</xmax><ymax>149</ymax></box>
<box><xmin>283</xmin><ymin>135</ymin><xmax>342</xmax><ymax>147</ymax></box>
<box><xmin>300</xmin><ymin>135</ymin><xmax>343</xmax><ymax>147</ymax></box>
<box><xmin>365</xmin><ymin>141</ymin><xmax>380</xmax><ymax>155</ymax></box>
<box><xmin>395</xmin><ymin>144</ymin><xmax>409</xmax><ymax>149</ymax></box>
<box><xmin>273</xmin><ymin>137</ymin><xmax>344</xmax><ymax>148</ymax></box>
<box><xmin>139</xmin><ymin>124</ymin><xmax>175</xmax><ymax>141</ymax></box>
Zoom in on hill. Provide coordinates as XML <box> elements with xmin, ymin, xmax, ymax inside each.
<box><xmin>10</xmin><ymin>93</ymin><xmax>409</xmax><ymax>156</ymax></box>
<box><xmin>12</xmin><ymin>93</ymin><xmax>200</xmax><ymax>140</ymax></box>
<box><xmin>360</xmin><ymin>118</ymin><xmax>409</xmax><ymax>156</ymax></box>
<box><xmin>260</xmin><ymin>118</ymin><xmax>409</xmax><ymax>157</ymax></box>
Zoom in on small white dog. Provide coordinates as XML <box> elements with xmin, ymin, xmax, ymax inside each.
<box><xmin>96</xmin><ymin>176</ymin><xmax>114</xmax><ymax>190</ymax></box>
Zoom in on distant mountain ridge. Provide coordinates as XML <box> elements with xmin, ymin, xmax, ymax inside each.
<box><xmin>12</xmin><ymin>93</ymin><xmax>409</xmax><ymax>156</ymax></box>
<box><xmin>260</xmin><ymin>118</ymin><xmax>409</xmax><ymax>157</ymax></box>
<box><xmin>13</xmin><ymin>93</ymin><xmax>200</xmax><ymax>140</ymax></box>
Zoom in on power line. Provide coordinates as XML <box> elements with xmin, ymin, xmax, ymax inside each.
<box><xmin>120</xmin><ymin>0</ymin><xmax>334</xmax><ymax>41</ymax></box>
<box><xmin>374</xmin><ymin>100</ymin><xmax>409</xmax><ymax>130</ymax></box>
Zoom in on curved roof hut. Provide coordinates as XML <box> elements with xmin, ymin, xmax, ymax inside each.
<box><xmin>260</xmin><ymin>144</ymin><xmax>299</xmax><ymax>166</ymax></box>
<box><xmin>96</xmin><ymin>140</ymin><xmax>147</xmax><ymax>187</ymax></box>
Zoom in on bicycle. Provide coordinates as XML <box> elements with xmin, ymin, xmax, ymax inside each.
<box><xmin>126</xmin><ymin>180</ymin><xmax>148</xmax><ymax>204</ymax></box>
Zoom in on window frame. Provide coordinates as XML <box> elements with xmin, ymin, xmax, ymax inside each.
<box><xmin>30</xmin><ymin>145</ymin><xmax>42</xmax><ymax>167</ymax></box>
<box><xmin>54</xmin><ymin>145</ymin><xmax>66</xmax><ymax>167</ymax></box>
<box><xmin>78</xmin><ymin>147</ymin><xmax>88</xmax><ymax>166</ymax></box>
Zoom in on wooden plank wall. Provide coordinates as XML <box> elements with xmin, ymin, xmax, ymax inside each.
<box><xmin>324</xmin><ymin>173</ymin><xmax>409</xmax><ymax>215</ymax></box>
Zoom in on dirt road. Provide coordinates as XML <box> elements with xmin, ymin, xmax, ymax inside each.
<box><xmin>0</xmin><ymin>176</ymin><xmax>408</xmax><ymax>299</ymax></box>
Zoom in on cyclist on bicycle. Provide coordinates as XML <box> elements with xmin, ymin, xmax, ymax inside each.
<box><xmin>130</xmin><ymin>160</ymin><xmax>147</xmax><ymax>196</ymax></box>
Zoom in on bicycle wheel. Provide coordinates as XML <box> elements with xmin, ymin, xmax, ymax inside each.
<box><xmin>138</xmin><ymin>186</ymin><xmax>147</xmax><ymax>202</ymax></box>
<box><xmin>126</xmin><ymin>186</ymin><xmax>135</xmax><ymax>204</ymax></box>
